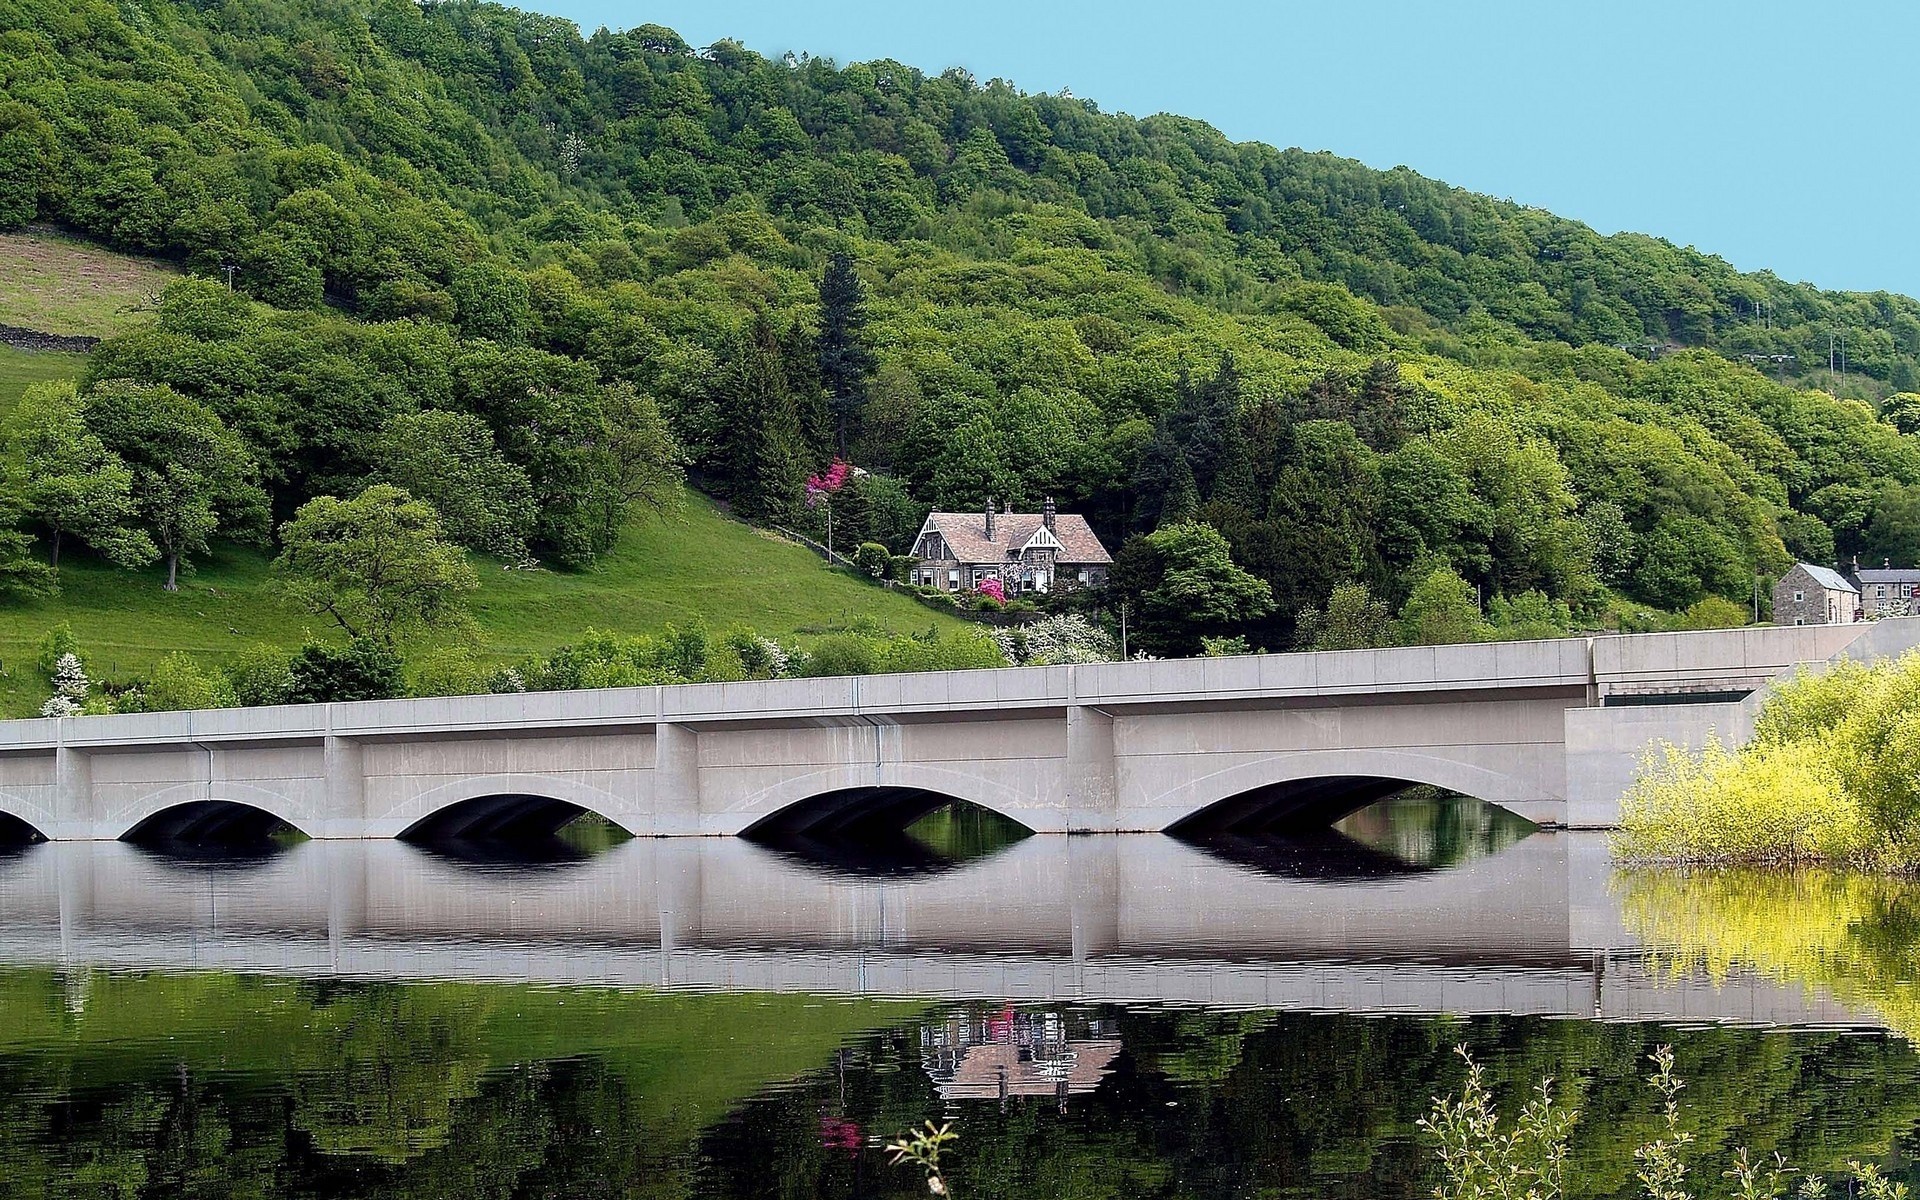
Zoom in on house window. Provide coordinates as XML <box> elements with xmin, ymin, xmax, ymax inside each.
<box><xmin>1877</xmin><ymin>585</ymin><xmax>1888</xmax><ymax>597</ymax></box>
<box><xmin>1794</xmin><ymin>617</ymin><xmax>1805</xmax><ymax>626</ymax></box>
<box><xmin>947</xmin><ymin>569</ymin><xmax>960</xmax><ymax>586</ymax></box>
<box><xmin>1793</xmin><ymin>590</ymin><xmax>1804</xmax><ymax>602</ymax></box>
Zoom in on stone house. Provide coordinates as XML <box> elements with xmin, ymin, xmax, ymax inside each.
<box><xmin>1855</xmin><ymin>565</ymin><xmax>1920</xmax><ymax>618</ymax></box>
<box><xmin>1771</xmin><ymin>563</ymin><xmax>1858</xmax><ymax>626</ymax></box>
<box><xmin>910</xmin><ymin>499</ymin><xmax>1112</xmax><ymax>594</ymax></box>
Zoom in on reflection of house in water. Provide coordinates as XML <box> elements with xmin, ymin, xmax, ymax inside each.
<box><xmin>920</xmin><ymin>1007</ymin><xmax>1122</xmax><ymax>1108</ymax></box>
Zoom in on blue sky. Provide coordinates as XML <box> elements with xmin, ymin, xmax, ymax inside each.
<box><xmin>544</xmin><ymin>0</ymin><xmax>1917</xmax><ymax>298</ymax></box>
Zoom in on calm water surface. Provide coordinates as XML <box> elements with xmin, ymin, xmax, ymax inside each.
<box><xmin>0</xmin><ymin>796</ymin><xmax>1916</xmax><ymax>1198</ymax></box>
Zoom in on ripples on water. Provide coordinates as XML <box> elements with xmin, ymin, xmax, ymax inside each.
<box><xmin>0</xmin><ymin>793</ymin><xmax>1914</xmax><ymax>1197</ymax></box>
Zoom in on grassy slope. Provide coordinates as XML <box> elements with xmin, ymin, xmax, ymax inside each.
<box><xmin>0</xmin><ymin>229</ymin><xmax>167</xmax><ymax>414</ymax></box>
<box><xmin>0</xmin><ymin>228</ymin><xmax>176</xmax><ymax>337</ymax></box>
<box><xmin>0</xmin><ymin>490</ymin><xmax>959</xmax><ymax>715</ymax></box>
<box><xmin>0</xmin><ymin>346</ymin><xmax>83</xmax><ymax>414</ymax></box>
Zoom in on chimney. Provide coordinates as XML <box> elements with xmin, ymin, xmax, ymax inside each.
<box><xmin>1043</xmin><ymin>496</ymin><xmax>1056</xmax><ymax>532</ymax></box>
<box><xmin>985</xmin><ymin>497</ymin><xmax>996</xmax><ymax>541</ymax></box>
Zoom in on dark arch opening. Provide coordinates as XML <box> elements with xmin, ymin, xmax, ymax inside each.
<box><xmin>121</xmin><ymin>801</ymin><xmax>305</xmax><ymax>860</ymax></box>
<box><xmin>742</xmin><ymin>789</ymin><xmax>1033</xmax><ymax>877</ymax></box>
<box><xmin>1171</xmin><ymin>781</ymin><xmax>1536</xmax><ymax>880</ymax></box>
<box><xmin>0</xmin><ymin>811</ymin><xmax>46</xmax><ymax>854</ymax></box>
<box><xmin>399</xmin><ymin>795</ymin><xmax>634</xmax><ymax>865</ymax></box>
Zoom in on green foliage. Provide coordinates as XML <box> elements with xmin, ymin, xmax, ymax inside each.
<box><xmin>372</xmin><ymin>411</ymin><xmax>537</xmax><ymax>559</ymax></box>
<box><xmin>1</xmin><ymin>382</ymin><xmax>155</xmax><ymax>571</ymax></box>
<box><xmin>852</xmin><ymin>541</ymin><xmax>891</xmax><ymax>577</ymax></box>
<box><xmin>1678</xmin><ymin>595</ymin><xmax>1750</xmax><ymax>630</ymax></box>
<box><xmin>1399</xmin><ymin>565</ymin><xmax>1493</xmax><ymax>646</ymax></box>
<box><xmin>225</xmin><ymin>644</ymin><xmax>296</xmax><ymax>707</ymax></box>
<box><xmin>285</xmin><ymin>637</ymin><xmax>405</xmax><ymax>703</ymax></box>
<box><xmin>1111</xmin><ymin>522</ymin><xmax>1273</xmax><ymax>657</ymax></box>
<box><xmin>122</xmin><ymin>652</ymin><xmax>235</xmax><ymax>713</ymax></box>
<box><xmin>11</xmin><ymin>0</ymin><xmax>1920</xmax><ymax>657</ymax></box>
<box><xmin>1616</xmin><ymin>653</ymin><xmax>1920</xmax><ymax>866</ymax></box>
<box><xmin>274</xmin><ymin>484</ymin><xmax>479</xmax><ymax>643</ymax></box>
<box><xmin>1293</xmin><ymin>582</ymin><xmax>1395</xmax><ymax>651</ymax></box>
<box><xmin>82</xmin><ymin>380</ymin><xmax>267</xmax><ymax>590</ymax></box>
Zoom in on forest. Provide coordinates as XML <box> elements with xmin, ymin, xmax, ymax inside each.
<box><xmin>7</xmin><ymin>0</ymin><xmax>1920</xmax><ymax>658</ymax></box>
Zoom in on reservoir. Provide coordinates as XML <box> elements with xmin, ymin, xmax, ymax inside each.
<box><xmin>0</xmin><ymin>796</ymin><xmax>1915</xmax><ymax>1197</ymax></box>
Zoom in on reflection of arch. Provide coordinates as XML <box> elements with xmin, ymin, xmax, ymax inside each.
<box><xmin>736</xmin><ymin>765</ymin><xmax>1040</xmax><ymax>837</ymax></box>
<box><xmin>121</xmin><ymin>800</ymin><xmax>305</xmax><ymax>847</ymax></box>
<box><xmin>1161</xmin><ymin>749</ymin><xmax>1537</xmax><ymax>836</ymax></box>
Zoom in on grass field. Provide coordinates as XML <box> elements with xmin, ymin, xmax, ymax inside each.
<box><xmin>0</xmin><ymin>228</ymin><xmax>177</xmax><ymax>337</ymax></box>
<box><xmin>0</xmin><ymin>489</ymin><xmax>961</xmax><ymax>716</ymax></box>
<box><xmin>0</xmin><ymin>345</ymin><xmax>84</xmax><ymax>415</ymax></box>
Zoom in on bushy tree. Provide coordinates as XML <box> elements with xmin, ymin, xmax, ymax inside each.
<box><xmin>1293</xmin><ymin>582</ymin><xmax>1394</xmax><ymax>651</ymax></box>
<box><xmin>1399</xmin><ymin>565</ymin><xmax>1492</xmax><ymax>646</ymax></box>
<box><xmin>1111</xmin><ymin>522</ymin><xmax>1274</xmax><ymax>657</ymax></box>
<box><xmin>83</xmin><ymin>383</ymin><xmax>267</xmax><ymax>590</ymax></box>
<box><xmin>372</xmin><ymin>411</ymin><xmax>537</xmax><ymax>559</ymax></box>
<box><xmin>2</xmin><ymin>382</ymin><xmax>155</xmax><ymax>571</ymax></box>
<box><xmin>274</xmin><ymin>485</ymin><xmax>478</xmax><ymax>643</ymax></box>
<box><xmin>285</xmin><ymin>638</ymin><xmax>405</xmax><ymax>704</ymax></box>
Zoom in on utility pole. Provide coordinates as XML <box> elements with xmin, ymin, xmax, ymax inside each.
<box><xmin>1119</xmin><ymin>602</ymin><xmax>1129</xmax><ymax>660</ymax></box>
<box><xmin>221</xmin><ymin>263</ymin><xmax>236</xmax><ymax>290</ymax></box>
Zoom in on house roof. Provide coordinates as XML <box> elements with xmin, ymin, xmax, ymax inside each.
<box><xmin>1856</xmin><ymin>568</ymin><xmax>1920</xmax><ymax>585</ymax></box>
<box><xmin>922</xmin><ymin>510</ymin><xmax>1113</xmax><ymax>565</ymax></box>
<box><xmin>1794</xmin><ymin>564</ymin><xmax>1858</xmax><ymax>593</ymax></box>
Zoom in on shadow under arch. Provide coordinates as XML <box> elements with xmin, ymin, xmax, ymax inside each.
<box><xmin>121</xmin><ymin>800</ymin><xmax>308</xmax><ymax>859</ymax></box>
<box><xmin>1170</xmin><ymin>776</ymin><xmax>1540</xmax><ymax>881</ymax></box>
<box><xmin>741</xmin><ymin>787</ymin><xmax>1034</xmax><ymax>877</ymax></box>
<box><xmin>398</xmin><ymin>794</ymin><xmax>636</xmax><ymax>865</ymax></box>
<box><xmin>0</xmin><ymin>810</ymin><xmax>46</xmax><ymax>852</ymax></box>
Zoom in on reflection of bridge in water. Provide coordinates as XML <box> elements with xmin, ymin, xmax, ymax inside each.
<box><xmin>0</xmin><ymin>833</ymin><xmax>1885</xmax><ymax>1032</ymax></box>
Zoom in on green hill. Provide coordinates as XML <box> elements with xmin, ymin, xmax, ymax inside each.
<box><xmin>6</xmin><ymin>0</ymin><xmax>1920</xmax><ymax>667</ymax></box>
<box><xmin>0</xmin><ymin>488</ymin><xmax>961</xmax><ymax>716</ymax></box>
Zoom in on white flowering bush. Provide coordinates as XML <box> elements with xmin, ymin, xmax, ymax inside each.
<box><xmin>39</xmin><ymin>651</ymin><xmax>90</xmax><ymax>718</ymax></box>
<box><xmin>993</xmin><ymin>613</ymin><xmax>1117</xmax><ymax>666</ymax></box>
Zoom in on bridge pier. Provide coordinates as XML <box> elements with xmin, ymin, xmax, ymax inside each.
<box><xmin>1065</xmin><ymin>705</ymin><xmax>1117</xmax><ymax>833</ymax></box>
<box><xmin>653</xmin><ymin>722</ymin><xmax>702</xmax><ymax>836</ymax></box>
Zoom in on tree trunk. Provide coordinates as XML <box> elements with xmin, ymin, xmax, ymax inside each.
<box><xmin>48</xmin><ymin>529</ymin><xmax>61</xmax><ymax>570</ymax></box>
<box><xmin>165</xmin><ymin>552</ymin><xmax>179</xmax><ymax>591</ymax></box>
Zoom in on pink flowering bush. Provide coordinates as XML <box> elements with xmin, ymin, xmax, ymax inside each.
<box><xmin>805</xmin><ymin>459</ymin><xmax>853</xmax><ymax>507</ymax></box>
<box><xmin>976</xmin><ymin>577</ymin><xmax>1006</xmax><ymax>603</ymax></box>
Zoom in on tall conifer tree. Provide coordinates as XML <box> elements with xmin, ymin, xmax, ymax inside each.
<box><xmin>721</xmin><ymin>314</ymin><xmax>807</xmax><ymax>524</ymax></box>
<box><xmin>816</xmin><ymin>251</ymin><xmax>873</xmax><ymax>455</ymax></box>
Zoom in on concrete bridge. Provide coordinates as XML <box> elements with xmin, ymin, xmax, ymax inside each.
<box><xmin>0</xmin><ymin>620</ymin><xmax>1915</xmax><ymax>843</ymax></box>
<box><xmin>0</xmin><ymin>835</ymin><xmax>1888</xmax><ymax>1030</ymax></box>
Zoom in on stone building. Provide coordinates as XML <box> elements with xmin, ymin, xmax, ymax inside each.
<box><xmin>1771</xmin><ymin>563</ymin><xmax>1858</xmax><ymax>626</ymax></box>
<box><xmin>909</xmin><ymin>498</ymin><xmax>1112</xmax><ymax>594</ymax></box>
<box><xmin>1855</xmin><ymin>565</ymin><xmax>1920</xmax><ymax>619</ymax></box>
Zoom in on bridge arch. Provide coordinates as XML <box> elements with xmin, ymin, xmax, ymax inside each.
<box><xmin>393</xmin><ymin>774</ymin><xmax>637</xmax><ymax>842</ymax></box>
<box><xmin>0</xmin><ymin>808</ymin><xmax>46</xmax><ymax>845</ymax></box>
<box><xmin>734</xmin><ymin>764</ymin><xmax>1046</xmax><ymax>838</ymax></box>
<box><xmin>1158</xmin><ymin>748</ymin><xmax>1550</xmax><ymax>836</ymax></box>
<box><xmin>120</xmin><ymin>799</ymin><xmax>311</xmax><ymax>848</ymax></box>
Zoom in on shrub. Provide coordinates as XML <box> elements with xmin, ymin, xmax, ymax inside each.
<box><xmin>226</xmin><ymin>644</ymin><xmax>295</xmax><ymax>707</ymax></box>
<box><xmin>408</xmin><ymin>649</ymin><xmax>488</xmax><ymax>698</ymax></box>
<box><xmin>804</xmin><ymin>633</ymin><xmax>879</xmax><ymax>677</ymax></box>
<box><xmin>36</xmin><ymin>623</ymin><xmax>80</xmax><ymax>677</ymax></box>
<box><xmin>132</xmin><ymin>654</ymin><xmax>236</xmax><ymax>712</ymax></box>
<box><xmin>1679</xmin><ymin>595</ymin><xmax>1749</xmax><ymax>629</ymax></box>
<box><xmin>1616</xmin><ymin>738</ymin><xmax>1874</xmax><ymax>865</ymax></box>
<box><xmin>852</xmin><ymin>542</ymin><xmax>891</xmax><ymax>578</ymax></box>
<box><xmin>993</xmin><ymin>612</ymin><xmax>1116</xmax><ymax>666</ymax></box>
<box><xmin>1200</xmin><ymin>635</ymin><xmax>1252</xmax><ymax>657</ymax></box>
<box><xmin>285</xmin><ymin>638</ymin><xmax>405</xmax><ymax>704</ymax></box>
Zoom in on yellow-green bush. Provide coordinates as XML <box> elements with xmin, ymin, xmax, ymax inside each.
<box><xmin>1618</xmin><ymin>652</ymin><xmax>1920</xmax><ymax>868</ymax></box>
<box><xmin>1615</xmin><ymin>738</ymin><xmax>1873</xmax><ymax>865</ymax></box>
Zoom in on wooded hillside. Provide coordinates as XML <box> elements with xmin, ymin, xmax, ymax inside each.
<box><xmin>5</xmin><ymin>0</ymin><xmax>1920</xmax><ymax>654</ymax></box>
